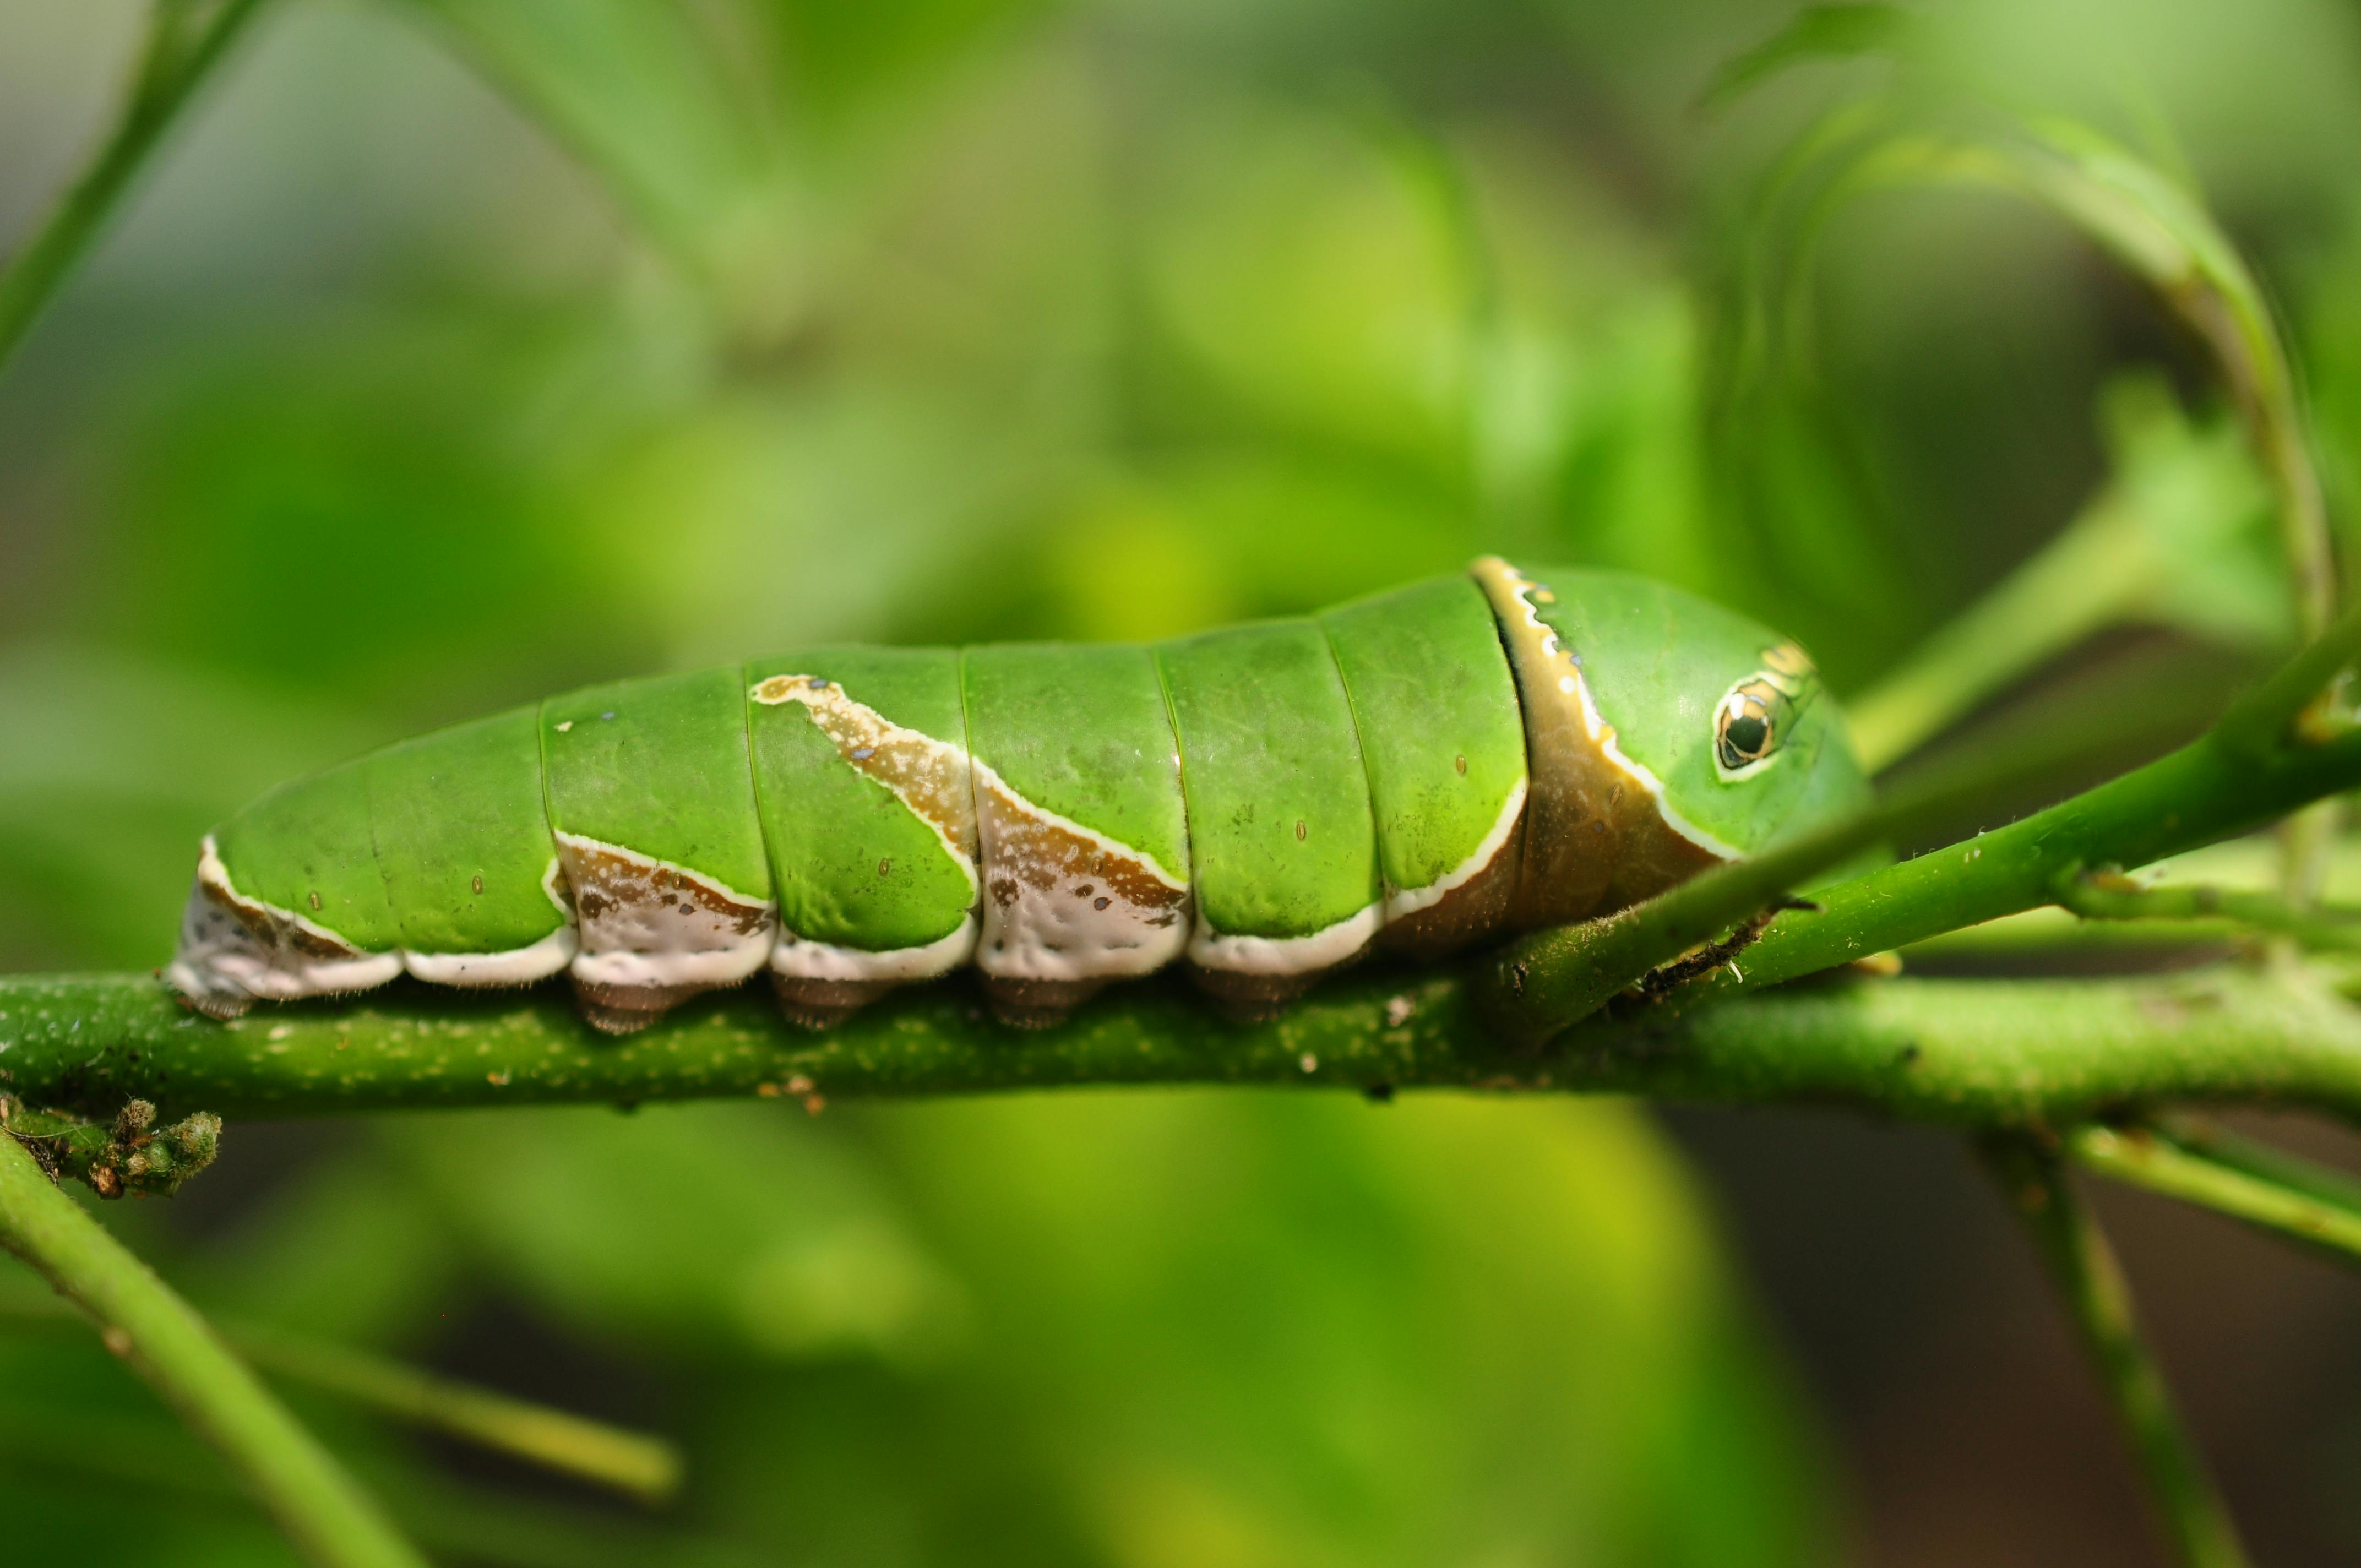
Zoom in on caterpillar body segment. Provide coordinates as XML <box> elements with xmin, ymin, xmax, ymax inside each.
<box><xmin>1160</xmin><ymin>617</ymin><xmax>1388</xmax><ymax>1015</ymax></box>
<box><xmin>543</xmin><ymin>667</ymin><xmax>779</xmax><ymax>1031</ymax></box>
<box><xmin>167</xmin><ymin>560</ymin><xmax>1871</xmax><ymax>1031</ymax></box>
<box><xmin>959</xmin><ymin>641</ymin><xmax>1194</xmax><ymax>1025</ymax></box>
<box><xmin>748</xmin><ymin>647</ymin><xmax>980</xmax><ymax>1025</ymax></box>
<box><xmin>1322</xmin><ymin>575</ymin><xmax>1530</xmax><ymax>957</ymax></box>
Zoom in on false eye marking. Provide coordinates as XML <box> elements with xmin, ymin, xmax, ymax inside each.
<box><xmin>1714</xmin><ymin>644</ymin><xmax>1818</xmax><ymax>783</ymax></box>
<box><xmin>1713</xmin><ymin>681</ymin><xmax>1781</xmax><ymax>779</ymax></box>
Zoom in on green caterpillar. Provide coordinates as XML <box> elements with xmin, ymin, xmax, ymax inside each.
<box><xmin>168</xmin><ymin>559</ymin><xmax>1869</xmax><ymax>1031</ymax></box>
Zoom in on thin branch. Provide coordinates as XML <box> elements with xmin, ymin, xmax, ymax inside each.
<box><xmin>0</xmin><ymin>1112</ymin><xmax>426</xmax><ymax>1568</ymax></box>
<box><xmin>2217</xmin><ymin>597</ymin><xmax>2361</xmax><ymax>757</ymax></box>
<box><xmin>0</xmin><ymin>0</ymin><xmax>273</xmax><ymax>373</ymax></box>
<box><xmin>1982</xmin><ymin>1135</ymin><xmax>2252</xmax><ymax>1568</ymax></box>
<box><xmin>1483</xmin><ymin>708</ymin><xmax>2361</xmax><ymax>1046</ymax></box>
<box><xmin>2059</xmin><ymin>869</ymin><xmax>2361</xmax><ymax>951</ymax></box>
<box><xmin>2071</xmin><ymin>1124</ymin><xmax>2361</xmax><ymax>1266</ymax></box>
<box><xmin>0</xmin><ymin>1401</ymin><xmax>742</xmax><ymax>1568</ymax></box>
<box><xmin>1678</xmin><ymin>728</ymin><xmax>2361</xmax><ymax>1023</ymax></box>
<box><xmin>247</xmin><ymin>1331</ymin><xmax>682</xmax><ymax>1507</ymax></box>
<box><xmin>0</xmin><ymin>1288</ymin><xmax>682</xmax><ymax>1504</ymax></box>
<box><xmin>1470</xmin><ymin>698</ymin><xmax>2185</xmax><ymax>1047</ymax></box>
<box><xmin>1995</xmin><ymin>126</ymin><xmax>2342</xmax><ymax>904</ymax></box>
<box><xmin>2153</xmin><ymin>1112</ymin><xmax>2361</xmax><ymax>1210</ymax></box>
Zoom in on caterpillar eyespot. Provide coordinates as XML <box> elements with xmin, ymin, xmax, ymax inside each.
<box><xmin>167</xmin><ymin>559</ymin><xmax>1868</xmax><ymax>1034</ymax></box>
<box><xmin>1713</xmin><ymin>646</ymin><xmax>1823</xmax><ymax>783</ymax></box>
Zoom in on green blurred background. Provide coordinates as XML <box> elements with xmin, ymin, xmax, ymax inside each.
<box><xmin>3</xmin><ymin>0</ymin><xmax>2361</xmax><ymax>1561</ymax></box>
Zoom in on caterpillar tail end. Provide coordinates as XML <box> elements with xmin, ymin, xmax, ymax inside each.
<box><xmin>166</xmin><ymin>864</ymin><xmax>259</xmax><ymax>1017</ymax></box>
<box><xmin>165</xmin><ymin>954</ymin><xmax>258</xmax><ymax>1021</ymax></box>
<box><xmin>166</xmin><ymin>843</ymin><xmax>402</xmax><ymax>1020</ymax></box>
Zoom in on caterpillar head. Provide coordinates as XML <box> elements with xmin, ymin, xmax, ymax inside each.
<box><xmin>1477</xmin><ymin>559</ymin><xmax>1870</xmax><ymax>873</ymax></box>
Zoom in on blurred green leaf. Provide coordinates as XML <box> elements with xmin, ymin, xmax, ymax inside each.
<box><xmin>1695</xmin><ymin>2</ymin><xmax>1912</xmax><ymax>119</ymax></box>
<box><xmin>757</xmin><ymin>0</ymin><xmax>1069</xmax><ymax>129</ymax></box>
<box><xmin>0</xmin><ymin>644</ymin><xmax>380</xmax><ymax>967</ymax></box>
<box><xmin>1141</xmin><ymin>102</ymin><xmax>1483</xmax><ymax>473</ymax></box>
<box><xmin>387</xmin><ymin>0</ymin><xmax>795</xmax><ymax>286</ymax></box>
<box><xmin>841</xmin><ymin>1091</ymin><xmax>1834</xmax><ymax>1568</ymax></box>
<box><xmin>174</xmin><ymin>1148</ymin><xmax>466</xmax><ymax>1347</ymax></box>
<box><xmin>81</xmin><ymin>305</ymin><xmax>671</xmax><ymax>715</ymax></box>
<box><xmin>394</xmin><ymin>1103</ymin><xmax>968</xmax><ymax>1368</ymax></box>
<box><xmin>1847</xmin><ymin>373</ymin><xmax>2282</xmax><ymax>768</ymax></box>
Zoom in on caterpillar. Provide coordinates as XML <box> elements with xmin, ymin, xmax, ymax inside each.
<box><xmin>167</xmin><ymin>558</ymin><xmax>1870</xmax><ymax>1032</ymax></box>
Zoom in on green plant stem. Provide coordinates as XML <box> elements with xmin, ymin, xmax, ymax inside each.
<box><xmin>2218</xmin><ymin>600</ymin><xmax>2361</xmax><ymax>756</ymax></box>
<box><xmin>1995</xmin><ymin>128</ymin><xmax>2343</xmax><ymax>907</ymax></box>
<box><xmin>0</xmin><ymin>1126</ymin><xmax>425</xmax><ymax>1568</ymax></box>
<box><xmin>9</xmin><ymin>967</ymin><xmax>2361</xmax><ymax>1127</ymax></box>
<box><xmin>2152</xmin><ymin>1113</ymin><xmax>2361</xmax><ymax>1210</ymax></box>
<box><xmin>0</xmin><ymin>1403</ymin><xmax>743</xmax><ymax>1568</ymax></box>
<box><xmin>2071</xmin><ymin>1124</ymin><xmax>2361</xmax><ymax>1265</ymax></box>
<box><xmin>0</xmin><ymin>0</ymin><xmax>272</xmax><ymax>372</ymax></box>
<box><xmin>0</xmin><ymin>1288</ymin><xmax>681</xmax><ymax>1503</ymax></box>
<box><xmin>1983</xmin><ymin>1136</ymin><xmax>2252</xmax><ymax>1568</ymax></box>
<box><xmin>244</xmin><ymin>1331</ymin><xmax>682</xmax><ymax>1506</ymax></box>
<box><xmin>2059</xmin><ymin>872</ymin><xmax>2361</xmax><ymax>950</ymax></box>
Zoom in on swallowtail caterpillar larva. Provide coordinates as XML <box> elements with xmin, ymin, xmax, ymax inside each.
<box><xmin>168</xmin><ymin>558</ymin><xmax>1870</xmax><ymax>1032</ymax></box>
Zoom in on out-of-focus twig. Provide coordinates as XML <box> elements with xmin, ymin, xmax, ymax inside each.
<box><xmin>0</xmin><ymin>1287</ymin><xmax>682</xmax><ymax>1505</ymax></box>
<box><xmin>0</xmin><ymin>1114</ymin><xmax>424</xmax><ymax>1568</ymax></box>
<box><xmin>2070</xmin><ymin>1123</ymin><xmax>2361</xmax><ymax>1267</ymax></box>
<box><xmin>0</xmin><ymin>0</ymin><xmax>274</xmax><ymax>374</ymax></box>
<box><xmin>1983</xmin><ymin>1135</ymin><xmax>2252</xmax><ymax>1568</ymax></box>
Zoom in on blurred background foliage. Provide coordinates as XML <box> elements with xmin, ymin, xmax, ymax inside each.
<box><xmin>4</xmin><ymin>0</ymin><xmax>2361</xmax><ymax>1561</ymax></box>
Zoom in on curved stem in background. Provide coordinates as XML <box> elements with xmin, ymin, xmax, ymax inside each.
<box><xmin>243</xmin><ymin>1330</ymin><xmax>683</xmax><ymax>1507</ymax></box>
<box><xmin>0</xmin><ymin>1114</ymin><xmax>426</xmax><ymax>1568</ymax></box>
<box><xmin>0</xmin><ymin>1288</ymin><xmax>683</xmax><ymax>1504</ymax></box>
<box><xmin>1983</xmin><ymin>1136</ymin><xmax>2253</xmax><ymax>1568</ymax></box>
<box><xmin>0</xmin><ymin>0</ymin><xmax>273</xmax><ymax>374</ymax></box>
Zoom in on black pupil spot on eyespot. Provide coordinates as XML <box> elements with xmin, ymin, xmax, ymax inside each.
<box><xmin>1718</xmin><ymin>695</ymin><xmax>1776</xmax><ymax>770</ymax></box>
